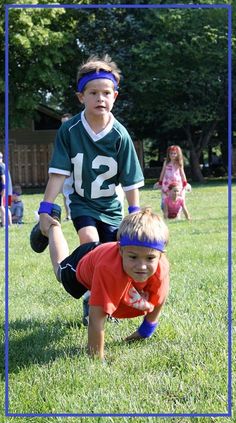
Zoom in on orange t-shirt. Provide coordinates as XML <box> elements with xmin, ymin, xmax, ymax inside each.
<box><xmin>76</xmin><ymin>242</ymin><xmax>169</xmax><ymax>319</ymax></box>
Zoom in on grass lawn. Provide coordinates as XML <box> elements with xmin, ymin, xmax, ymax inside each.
<box><xmin>1</xmin><ymin>180</ymin><xmax>235</xmax><ymax>423</ymax></box>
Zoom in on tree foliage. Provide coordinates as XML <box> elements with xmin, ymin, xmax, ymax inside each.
<box><xmin>122</xmin><ymin>6</ymin><xmax>229</xmax><ymax>180</ymax></box>
<box><xmin>1</xmin><ymin>0</ymin><xmax>235</xmax><ymax>180</ymax></box>
<box><xmin>1</xmin><ymin>0</ymin><xmax>81</xmax><ymax>130</ymax></box>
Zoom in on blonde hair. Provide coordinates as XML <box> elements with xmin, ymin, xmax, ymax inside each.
<box><xmin>77</xmin><ymin>54</ymin><xmax>121</xmax><ymax>87</ymax></box>
<box><xmin>117</xmin><ymin>208</ymin><xmax>169</xmax><ymax>246</ymax></box>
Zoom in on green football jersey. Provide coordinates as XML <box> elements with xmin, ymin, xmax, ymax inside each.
<box><xmin>49</xmin><ymin>111</ymin><xmax>144</xmax><ymax>226</ymax></box>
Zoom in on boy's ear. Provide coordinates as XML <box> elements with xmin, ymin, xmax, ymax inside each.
<box><xmin>76</xmin><ymin>92</ymin><xmax>84</xmax><ymax>104</ymax></box>
<box><xmin>114</xmin><ymin>91</ymin><xmax>118</xmax><ymax>101</ymax></box>
<box><xmin>118</xmin><ymin>243</ymin><xmax>123</xmax><ymax>256</ymax></box>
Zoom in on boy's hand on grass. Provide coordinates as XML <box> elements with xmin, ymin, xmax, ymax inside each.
<box><xmin>125</xmin><ymin>330</ymin><xmax>144</xmax><ymax>342</ymax></box>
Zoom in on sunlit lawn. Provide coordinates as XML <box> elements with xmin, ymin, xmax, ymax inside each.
<box><xmin>0</xmin><ymin>179</ymin><xmax>235</xmax><ymax>423</ymax></box>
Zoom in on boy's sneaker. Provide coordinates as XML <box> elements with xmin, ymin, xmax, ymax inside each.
<box><xmin>82</xmin><ymin>297</ymin><xmax>90</xmax><ymax>326</ymax></box>
<box><xmin>82</xmin><ymin>298</ymin><xmax>119</xmax><ymax>326</ymax></box>
<box><xmin>30</xmin><ymin>204</ymin><xmax>61</xmax><ymax>253</ymax></box>
<box><xmin>30</xmin><ymin>223</ymin><xmax>49</xmax><ymax>253</ymax></box>
<box><xmin>107</xmin><ymin>315</ymin><xmax>119</xmax><ymax>324</ymax></box>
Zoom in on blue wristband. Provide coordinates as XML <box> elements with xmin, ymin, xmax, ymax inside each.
<box><xmin>128</xmin><ymin>206</ymin><xmax>141</xmax><ymax>214</ymax></box>
<box><xmin>138</xmin><ymin>318</ymin><xmax>158</xmax><ymax>338</ymax></box>
<box><xmin>38</xmin><ymin>201</ymin><xmax>53</xmax><ymax>215</ymax></box>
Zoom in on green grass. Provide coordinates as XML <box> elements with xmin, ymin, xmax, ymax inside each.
<box><xmin>1</xmin><ymin>181</ymin><xmax>235</xmax><ymax>423</ymax></box>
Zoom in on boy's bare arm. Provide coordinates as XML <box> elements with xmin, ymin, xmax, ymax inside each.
<box><xmin>43</xmin><ymin>173</ymin><xmax>66</xmax><ymax>202</ymax></box>
<box><xmin>88</xmin><ymin>305</ymin><xmax>106</xmax><ymax>360</ymax></box>
<box><xmin>125</xmin><ymin>188</ymin><xmax>140</xmax><ymax>208</ymax></box>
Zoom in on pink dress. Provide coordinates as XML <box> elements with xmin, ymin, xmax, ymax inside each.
<box><xmin>162</xmin><ymin>162</ymin><xmax>184</xmax><ymax>200</ymax></box>
<box><xmin>164</xmin><ymin>197</ymin><xmax>184</xmax><ymax>219</ymax></box>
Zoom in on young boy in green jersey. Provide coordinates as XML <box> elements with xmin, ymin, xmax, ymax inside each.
<box><xmin>30</xmin><ymin>55</ymin><xmax>144</xmax><ymax>324</ymax></box>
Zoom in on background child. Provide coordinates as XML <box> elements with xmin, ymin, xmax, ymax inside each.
<box><xmin>163</xmin><ymin>182</ymin><xmax>190</xmax><ymax>220</ymax></box>
<box><xmin>0</xmin><ymin>157</ymin><xmax>5</xmax><ymax>227</ymax></box>
<box><xmin>41</xmin><ymin>207</ymin><xmax>169</xmax><ymax>361</ymax></box>
<box><xmin>30</xmin><ymin>54</ymin><xmax>144</xmax><ymax>324</ymax></box>
<box><xmin>11</xmin><ymin>185</ymin><xmax>24</xmax><ymax>224</ymax></box>
<box><xmin>154</xmin><ymin>145</ymin><xmax>188</xmax><ymax>208</ymax></box>
<box><xmin>0</xmin><ymin>152</ymin><xmax>12</xmax><ymax>226</ymax></box>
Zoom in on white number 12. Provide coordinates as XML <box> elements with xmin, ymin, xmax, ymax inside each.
<box><xmin>72</xmin><ymin>153</ymin><xmax>118</xmax><ymax>199</ymax></box>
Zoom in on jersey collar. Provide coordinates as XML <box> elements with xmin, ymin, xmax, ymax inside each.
<box><xmin>81</xmin><ymin>110</ymin><xmax>115</xmax><ymax>142</ymax></box>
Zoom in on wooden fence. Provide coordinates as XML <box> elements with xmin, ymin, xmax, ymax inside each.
<box><xmin>9</xmin><ymin>143</ymin><xmax>53</xmax><ymax>187</ymax></box>
<box><xmin>6</xmin><ymin>140</ymin><xmax>144</xmax><ymax>188</ymax></box>
<box><xmin>5</xmin><ymin>142</ymin><xmax>234</xmax><ymax>188</ymax></box>
<box><xmin>233</xmin><ymin>148</ymin><xmax>236</xmax><ymax>176</ymax></box>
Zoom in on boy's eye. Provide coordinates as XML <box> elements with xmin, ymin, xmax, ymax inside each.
<box><xmin>147</xmin><ymin>254</ymin><xmax>158</xmax><ymax>261</ymax></box>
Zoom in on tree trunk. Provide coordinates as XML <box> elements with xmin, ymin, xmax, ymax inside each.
<box><xmin>189</xmin><ymin>148</ymin><xmax>205</xmax><ymax>182</ymax></box>
<box><xmin>184</xmin><ymin>120</ymin><xmax>218</xmax><ymax>182</ymax></box>
<box><xmin>184</xmin><ymin>125</ymin><xmax>205</xmax><ymax>182</ymax></box>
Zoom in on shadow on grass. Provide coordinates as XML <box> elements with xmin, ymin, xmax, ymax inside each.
<box><xmin>2</xmin><ymin>318</ymin><xmax>86</xmax><ymax>376</ymax></box>
<box><xmin>144</xmin><ymin>177</ymin><xmax>232</xmax><ymax>190</ymax></box>
<box><xmin>2</xmin><ymin>318</ymin><xmax>145</xmax><ymax>377</ymax></box>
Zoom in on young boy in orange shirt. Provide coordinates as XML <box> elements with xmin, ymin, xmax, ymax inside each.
<box><xmin>44</xmin><ymin>207</ymin><xmax>170</xmax><ymax>361</ymax></box>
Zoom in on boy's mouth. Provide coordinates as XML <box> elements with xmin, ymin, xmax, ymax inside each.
<box><xmin>134</xmin><ymin>271</ymin><xmax>148</xmax><ymax>277</ymax></box>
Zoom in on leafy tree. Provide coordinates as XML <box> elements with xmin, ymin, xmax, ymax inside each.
<box><xmin>0</xmin><ymin>0</ymin><xmax>81</xmax><ymax>133</ymax></box>
<box><xmin>1</xmin><ymin>0</ymin><xmax>234</xmax><ymax>181</ymax></box>
<box><xmin>60</xmin><ymin>3</ymin><xmax>232</xmax><ymax>181</ymax></box>
<box><xmin>123</xmin><ymin>6</ymin><xmax>230</xmax><ymax>180</ymax></box>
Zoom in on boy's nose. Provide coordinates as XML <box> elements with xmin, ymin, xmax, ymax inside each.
<box><xmin>137</xmin><ymin>261</ymin><xmax>147</xmax><ymax>269</ymax></box>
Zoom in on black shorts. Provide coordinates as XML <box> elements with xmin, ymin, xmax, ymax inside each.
<box><xmin>58</xmin><ymin>242</ymin><xmax>101</xmax><ymax>299</ymax></box>
<box><xmin>72</xmin><ymin>215</ymin><xmax>118</xmax><ymax>243</ymax></box>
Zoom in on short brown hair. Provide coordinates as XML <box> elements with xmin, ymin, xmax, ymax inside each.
<box><xmin>77</xmin><ymin>54</ymin><xmax>121</xmax><ymax>88</ymax></box>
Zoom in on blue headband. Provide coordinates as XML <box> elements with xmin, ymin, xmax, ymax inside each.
<box><xmin>77</xmin><ymin>71</ymin><xmax>118</xmax><ymax>92</ymax></box>
<box><xmin>119</xmin><ymin>235</ymin><xmax>165</xmax><ymax>252</ymax></box>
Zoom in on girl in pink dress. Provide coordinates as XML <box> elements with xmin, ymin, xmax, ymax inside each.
<box><xmin>154</xmin><ymin>145</ymin><xmax>188</xmax><ymax>208</ymax></box>
<box><xmin>163</xmin><ymin>182</ymin><xmax>190</xmax><ymax>220</ymax></box>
